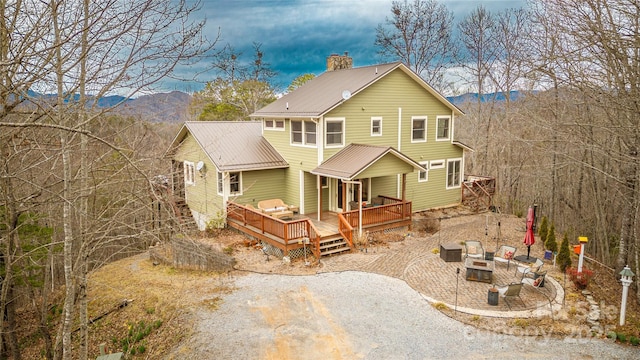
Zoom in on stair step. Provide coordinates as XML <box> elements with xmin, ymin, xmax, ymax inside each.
<box><xmin>319</xmin><ymin>240</ymin><xmax>347</xmax><ymax>250</ymax></box>
<box><xmin>321</xmin><ymin>247</ymin><xmax>351</xmax><ymax>256</ymax></box>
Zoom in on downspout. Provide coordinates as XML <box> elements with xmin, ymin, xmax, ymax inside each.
<box><xmin>342</xmin><ymin>179</ymin><xmax>362</xmax><ymax>238</ymax></box>
<box><xmin>397</xmin><ymin>107</ymin><xmax>402</xmax><ymax>198</ymax></box>
<box><xmin>318</xmin><ymin>116</ymin><xmax>324</xmax><ymax>221</ymax></box>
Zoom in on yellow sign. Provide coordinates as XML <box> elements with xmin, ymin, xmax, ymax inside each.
<box><xmin>579</xmin><ymin>236</ymin><xmax>588</xmax><ymax>243</ymax></box>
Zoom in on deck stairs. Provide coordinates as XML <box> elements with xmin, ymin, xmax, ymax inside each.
<box><xmin>319</xmin><ymin>234</ymin><xmax>351</xmax><ymax>257</ymax></box>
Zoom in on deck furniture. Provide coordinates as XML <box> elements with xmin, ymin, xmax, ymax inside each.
<box><xmin>494</xmin><ymin>245</ymin><xmax>517</xmax><ymax>270</ymax></box>
<box><xmin>440</xmin><ymin>243</ymin><xmax>462</xmax><ymax>262</ymax></box>
<box><xmin>465</xmin><ymin>257</ymin><xmax>494</xmax><ymax>283</ymax></box>
<box><xmin>464</xmin><ymin>240</ymin><xmax>485</xmax><ymax>259</ymax></box>
<box><xmin>515</xmin><ymin>258</ymin><xmax>544</xmax><ymax>279</ymax></box>
<box><xmin>258</xmin><ymin>199</ymin><xmax>295</xmax><ymax>220</ymax></box>
<box><xmin>497</xmin><ymin>283</ymin><xmax>524</xmax><ymax>309</ymax></box>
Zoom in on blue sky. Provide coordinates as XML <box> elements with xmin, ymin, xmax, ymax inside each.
<box><xmin>171</xmin><ymin>0</ymin><xmax>526</xmax><ymax>93</ymax></box>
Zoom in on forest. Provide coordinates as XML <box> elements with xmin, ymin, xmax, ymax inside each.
<box><xmin>1</xmin><ymin>0</ymin><xmax>639</xmax><ymax>358</ymax></box>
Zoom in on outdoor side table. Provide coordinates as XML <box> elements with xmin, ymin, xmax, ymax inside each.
<box><xmin>440</xmin><ymin>243</ymin><xmax>462</xmax><ymax>262</ymax></box>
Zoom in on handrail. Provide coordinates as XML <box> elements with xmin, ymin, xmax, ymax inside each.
<box><xmin>337</xmin><ymin>213</ymin><xmax>354</xmax><ymax>250</ymax></box>
<box><xmin>306</xmin><ymin>221</ymin><xmax>321</xmax><ymax>258</ymax></box>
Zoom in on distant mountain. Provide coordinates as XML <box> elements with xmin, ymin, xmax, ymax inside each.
<box><xmin>23</xmin><ymin>90</ymin><xmax>192</xmax><ymax>123</ymax></box>
<box><xmin>447</xmin><ymin>91</ymin><xmax>525</xmax><ymax>105</ymax></box>
<box><xmin>118</xmin><ymin>91</ymin><xmax>192</xmax><ymax>123</ymax></box>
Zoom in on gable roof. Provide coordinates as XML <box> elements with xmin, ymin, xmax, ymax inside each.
<box><xmin>310</xmin><ymin>144</ymin><xmax>425</xmax><ymax>180</ymax></box>
<box><xmin>251</xmin><ymin>62</ymin><xmax>463</xmax><ymax>118</ymax></box>
<box><xmin>167</xmin><ymin>121</ymin><xmax>289</xmax><ymax>172</ymax></box>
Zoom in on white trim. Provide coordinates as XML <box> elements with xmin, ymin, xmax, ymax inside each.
<box><xmin>446</xmin><ymin>158</ymin><xmax>462</xmax><ymax>189</ymax></box>
<box><xmin>397</xmin><ymin>108</ymin><xmax>402</xmax><ymax>151</ymax></box>
<box><xmin>436</xmin><ymin>116</ymin><xmax>451</xmax><ymax>141</ymax></box>
<box><xmin>264</xmin><ymin>118</ymin><xmax>285</xmax><ymax>131</ymax></box>
<box><xmin>325</xmin><ymin>117</ymin><xmax>345</xmax><ymax>148</ymax></box>
<box><xmin>371</xmin><ymin>116</ymin><xmax>382</xmax><ymax>136</ymax></box>
<box><xmin>299</xmin><ymin>170</ymin><xmax>304</xmax><ymax>214</ymax></box>
<box><xmin>418</xmin><ymin>161</ymin><xmax>429</xmax><ymax>182</ymax></box>
<box><xmin>217</xmin><ymin>171</ymin><xmax>243</xmax><ymax>196</ymax></box>
<box><xmin>430</xmin><ymin>160</ymin><xmax>445</xmax><ymax>169</ymax></box>
<box><xmin>411</xmin><ymin>116</ymin><xmax>427</xmax><ymax>143</ymax></box>
<box><xmin>184</xmin><ymin>161</ymin><xmax>195</xmax><ymax>186</ymax></box>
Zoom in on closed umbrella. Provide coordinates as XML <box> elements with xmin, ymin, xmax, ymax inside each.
<box><xmin>523</xmin><ymin>206</ymin><xmax>535</xmax><ymax>259</ymax></box>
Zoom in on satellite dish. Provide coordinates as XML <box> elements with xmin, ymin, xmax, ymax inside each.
<box><xmin>341</xmin><ymin>90</ymin><xmax>351</xmax><ymax>100</ymax></box>
<box><xmin>196</xmin><ymin>161</ymin><xmax>205</xmax><ymax>172</ymax></box>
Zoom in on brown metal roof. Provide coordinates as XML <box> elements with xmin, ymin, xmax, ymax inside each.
<box><xmin>170</xmin><ymin>121</ymin><xmax>289</xmax><ymax>172</ymax></box>
<box><xmin>251</xmin><ymin>62</ymin><xmax>463</xmax><ymax>118</ymax></box>
<box><xmin>310</xmin><ymin>144</ymin><xmax>425</xmax><ymax>180</ymax></box>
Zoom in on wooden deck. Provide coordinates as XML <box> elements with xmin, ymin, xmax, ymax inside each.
<box><xmin>226</xmin><ymin>196</ymin><xmax>412</xmax><ymax>258</ymax></box>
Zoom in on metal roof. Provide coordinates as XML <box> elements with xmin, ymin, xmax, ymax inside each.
<box><xmin>310</xmin><ymin>144</ymin><xmax>425</xmax><ymax>180</ymax></box>
<box><xmin>251</xmin><ymin>62</ymin><xmax>463</xmax><ymax>118</ymax></box>
<box><xmin>169</xmin><ymin>121</ymin><xmax>289</xmax><ymax>172</ymax></box>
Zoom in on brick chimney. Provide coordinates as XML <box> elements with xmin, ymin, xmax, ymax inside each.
<box><xmin>326</xmin><ymin>52</ymin><xmax>353</xmax><ymax>71</ymax></box>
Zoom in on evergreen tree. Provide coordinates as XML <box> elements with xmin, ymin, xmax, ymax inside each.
<box><xmin>545</xmin><ymin>222</ymin><xmax>558</xmax><ymax>253</ymax></box>
<box><xmin>557</xmin><ymin>232</ymin><xmax>572</xmax><ymax>272</ymax></box>
<box><xmin>538</xmin><ymin>216</ymin><xmax>549</xmax><ymax>243</ymax></box>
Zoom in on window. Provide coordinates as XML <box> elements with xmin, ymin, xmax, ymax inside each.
<box><xmin>325</xmin><ymin>118</ymin><xmax>344</xmax><ymax>147</ymax></box>
<box><xmin>305</xmin><ymin>121</ymin><xmax>316</xmax><ymax>145</ymax></box>
<box><xmin>430</xmin><ymin>160</ymin><xmax>445</xmax><ymax>169</ymax></box>
<box><xmin>217</xmin><ymin>171</ymin><xmax>242</xmax><ymax>195</ymax></box>
<box><xmin>418</xmin><ymin>161</ymin><xmax>429</xmax><ymax>182</ymax></box>
<box><xmin>319</xmin><ymin>176</ymin><xmax>328</xmax><ymax>189</ymax></box>
<box><xmin>447</xmin><ymin>159</ymin><xmax>462</xmax><ymax>188</ymax></box>
<box><xmin>411</xmin><ymin>116</ymin><xmax>426</xmax><ymax>142</ymax></box>
<box><xmin>436</xmin><ymin>116</ymin><xmax>450</xmax><ymax>140</ymax></box>
<box><xmin>371</xmin><ymin>117</ymin><xmax>382</xmax><ymax>136</ymax></box>
<box><xmin>184</xmin><ymin>161</ymin><xmax>195</xmax><ymax>185</ymax></box>
<box><xmin>264</xmin><ymin>119</ymin><xmax>284</xmax><ymax>130</ymax></box>
<box><xmin>291</xmin><ymin>120</ymin><xmax>317</xmax><ymax>146</ymax></box>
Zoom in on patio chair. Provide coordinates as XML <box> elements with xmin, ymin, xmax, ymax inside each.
<box><xmin>497</xmin><ymin>282</ymin><xmax>524</xmax><ymax>309</ymax></box>
<box><xmin>494</xmin><ymin>245</ymin><xmax>517</xmax><ymax>270</ymax></box>
<box><xmin>515</xmin><ymin>258</ymin><xmax>544</xmax><ymax>279</ymax></box>
<box><xmin>464</xmin><ymin>240</ymin><xmax>485</xmax><ymax>259</ymax></box>
<box><xmin>521</xmin><ymin>271</ymin><xmax>554</xmax><ymax>321</ymax></box>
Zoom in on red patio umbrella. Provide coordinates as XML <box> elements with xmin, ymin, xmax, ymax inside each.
<box><xmin>523</xmin><ymin>206</ymin><xmax>535</xmax><ymax>259</ymax></box>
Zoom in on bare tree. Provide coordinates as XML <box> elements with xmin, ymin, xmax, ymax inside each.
<box><xmin>0</xmin><ymin>0</ymin><xmax>212</xmax><ymax>358</ymax></box>
<box><xmin>375</xmin><ymin>0</ymin><xmax>457</xmax><ymax>91</ymax></box>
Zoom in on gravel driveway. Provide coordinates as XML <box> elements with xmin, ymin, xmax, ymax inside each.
<box><xmin>167</xmin><ymin>271</ymin><xmax>635</xmax><ymax>359</ymax></box>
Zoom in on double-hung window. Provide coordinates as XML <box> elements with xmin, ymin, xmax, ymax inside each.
<box><xmin>436</xmin><ymin>116</ymin><xmax>451</xmax><ymax>141</ymax></box>
<box><xmin>291</xmin><ymin>120</ymin><xmax>317</xmax><ymax>146</ymax></box>
<box><xmin>325</xmin><ymin>118</ymin><xmax>344</xmax><ymax>147</ymax></box>
<box><xmin>446</xmin><ymin>159</ymin><xmax>462</xmax><ymax>188</ymax></box>
<box><xmin>411</xmin><ymin>116</ymin><xmax>427</xmax><ymax>142</ymax></box>
<box><xmin>371</xmin><ymin>117</ymin><xmax>382</xmax><ymax>136</ymax></box>
<box><xmin>217</xmin><ymin>171</ymin><xmax>242</xmax><ymax>195</ymax></box>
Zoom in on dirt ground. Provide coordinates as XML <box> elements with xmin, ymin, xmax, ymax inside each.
<box><xmin>18</xmin><ymin>207</ymin><xmax>640</xmax><ymax>358</ymax></box>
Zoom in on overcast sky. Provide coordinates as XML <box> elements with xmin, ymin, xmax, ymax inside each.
<box><xmin>171</xmin><ymin>0</ymin><xmax>526</xmax><ymax>93</ymax></box>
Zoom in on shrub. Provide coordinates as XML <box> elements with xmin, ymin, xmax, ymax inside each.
<box><xmin>629</xmin><ymin>336</ymin><xmax>639</xmax><ymax>346</ymax></box>
<box><xmin>557</xmin><ymin>233</ymin><xmax>572</xmax><ymax>272</ymax></box>
<box><xmin>538</xmin><ymin>216</ymin><xmax>549</xmax><ymax>244</ymax></box>
<box><xmin>617</xmin><ymin>333</ymin><xmax>627</xmax><ymax>343</ymax></box>
<box><xmin>545</xmin><ymin>223</ymin><xmax>558</xmax><ymax>253</ymax></box>
<box><xmin>566</xmin><ymin>267</ymin><xmax>594</xmax><ymax>289</ymax></box>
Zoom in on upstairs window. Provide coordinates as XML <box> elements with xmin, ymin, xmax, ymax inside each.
<box><xmin>430</xmin><ymin>160</ymin><xmax>445</xmax><ymax>169</ymax></box>
<box><xmin>291</xmin><ymin>120</ymin><xmax>317</xmax><ymax>146</ymax></box>
<box><xmin>371</xmin><ymin>117</ymin><xmax>382</xmax><ymax>136</ymax></box>
<box><xmin>264</xmin><ymin>119</ymin><xmax>285</xmax><ymax>130</ymax></box>
<box><xmin>325</xmin><ymin>118</ymin><xmax>344</xmax><ymax>147</ymax></box>
<box><xmin>436</xmin><ymin>116</ymin><xmax>451</xmax><ymax>140</ymax></box>
<box><xmin>411</xmin><ymin>116</ymin><xmax>426</xmax><ymax>142</ymax></box>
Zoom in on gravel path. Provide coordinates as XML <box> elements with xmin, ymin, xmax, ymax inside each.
<box><xmin>167</xmin><ymin>271</ymin><xmax>636</xmax><ymax>359</ymax></box>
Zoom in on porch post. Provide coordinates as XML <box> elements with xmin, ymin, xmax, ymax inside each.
<box><xmin>318</xmin><ymin>175</ymin><xmax>322</xmax><ymax>221</ymax></box>
<box><xmin>402</xmin><ymin>173</ymin><xmax>407</xmax><ymax>201</ymax></box>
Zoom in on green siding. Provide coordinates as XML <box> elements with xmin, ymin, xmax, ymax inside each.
<box><xmin>323</xmin><ymin>68</ymin><xmax>464</xmax><ymax>211</ymax></box>
<box><xmin>358</xmin><ymin>153</ymin><xmax>415</xmax><ymax>179</ymax></box>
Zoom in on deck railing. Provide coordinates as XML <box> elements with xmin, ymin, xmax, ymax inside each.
<box><xmin>342</xmin><ymin>195</ymin><xmax>412</xmax><ymax>229</ymax></box>
<box><xmin>226</xmin><ymin>202</ymin><xmax>321</xmax><ymax>257</ymax></box>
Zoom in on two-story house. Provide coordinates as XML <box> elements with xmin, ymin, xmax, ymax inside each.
<box><xmin>167</xmin><ymin>54</ymin><xmax>470</xmax><ymax>258</ymax></box>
